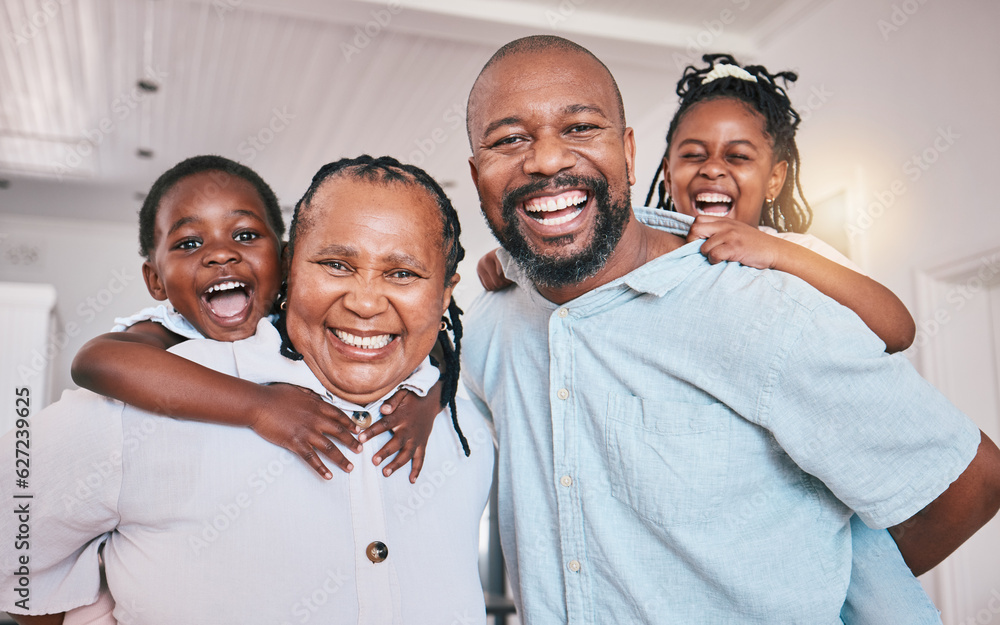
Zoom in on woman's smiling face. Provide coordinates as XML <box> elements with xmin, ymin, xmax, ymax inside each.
<box><xmin>284</xmin><ymin>176</ymin><xmax>458</xmax><ymax>405</ymax></box>
<box><xmin>664</xmin><ymin>97</ymin><xmax>787</xmax><ymax>227</ymax></box>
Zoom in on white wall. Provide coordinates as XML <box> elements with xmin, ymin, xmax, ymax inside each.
<box><xmin>0</xmin><ymin>213</ymin><xmax>157</xmax><ymax>402</ymax></box>
<box><xmin>757</xmin><ymin>0</ymin><xmax>1000</xmax><ymax>325</ymax></box>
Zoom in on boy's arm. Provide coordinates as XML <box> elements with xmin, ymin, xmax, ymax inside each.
<box><xmin>689</xmin><ymin>217</ymin><xmax>916</xmax><ymax>353</ymax></box>
<box><xmin>71</xmin><ymin>323</ymin><xmax>363</xmax><ymax>478</ymax></box>
<box><xmin>10</xmin><ymin>614</ymin><xmax>65</xmax><ymax>625</ymax></box>
<box><xmin>889</xmin><ymin>430</ymin><xmax>1000</xmax><ymax>575</ymax></box>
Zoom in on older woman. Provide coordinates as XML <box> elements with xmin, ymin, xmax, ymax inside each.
<box><xmin>0</xmin><ymin>156</ymin><xmax>494</xmax><ymax>624</ymax></box>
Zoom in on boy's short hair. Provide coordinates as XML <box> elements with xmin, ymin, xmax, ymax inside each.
<box><xmin>138</xmin><ymin>155</ymin><xmax>284</xmax><ymax>259</ymax></box>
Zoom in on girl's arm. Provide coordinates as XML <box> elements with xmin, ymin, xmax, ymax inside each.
<box><xmin>71</xmin><ymin>322</ymin><xmax>363</xmax><ymax>479</ymax></box>
<box><xmin>689</xmin><ymin>216</ymin><xmax>916</xmax><ymax>353</ymax></box>
<box><xmin>477</xmin><ymin>247</ymin><xmax>514</xmax><ymax>291</ymax></box>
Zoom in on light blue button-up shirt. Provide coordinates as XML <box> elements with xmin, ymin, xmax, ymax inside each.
<box><xmin>462</xmin><ymin>206</ymin><xmax>979</xmax><ymax>624</ymax></box>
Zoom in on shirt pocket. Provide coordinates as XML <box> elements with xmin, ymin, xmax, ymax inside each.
<box><xmin>605</xmin><ymin>393</ymin><xmax>731</xmax><ymax>527</ymax></box>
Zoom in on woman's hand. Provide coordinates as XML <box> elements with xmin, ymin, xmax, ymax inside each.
<box><xmin>249</xmin><ymin>383</ymin><xmax>363</xmax><ymax>479</ymax></box>
<box><xmin>359</xmin><ymin>382</ymin><xmax>443</xmax><ymax>483</ymax></box>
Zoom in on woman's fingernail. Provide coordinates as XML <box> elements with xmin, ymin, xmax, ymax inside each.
<box><xmin>384</xmin><ymin>468</ymin><xmax>393</xmax><ymax>476</ymax></box>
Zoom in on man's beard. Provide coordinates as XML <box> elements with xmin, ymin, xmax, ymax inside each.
<box><xmin>485</xmin><ymin>174</ymin><xmax>631</xmax><ymax>289</ymax></box>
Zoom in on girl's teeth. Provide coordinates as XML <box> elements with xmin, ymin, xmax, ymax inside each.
<box><xmin>334</xmin><ymin>330</ymin><xmax>392</xmax><ymax>349</ymax></box>
<box><xmin>695</xmin><ymin>193</ymin><xmax>733</xmax><ymax>203</ymax></box>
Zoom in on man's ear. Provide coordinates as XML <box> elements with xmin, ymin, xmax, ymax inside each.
<box><xmin>468</xmin><ymin>157</ymin><xmax>479</xmax><ymax>189</ymax></box>
<box><xmin>141</xmin><ymin>260</ymin><xmax>168</xmax><ymax>301</ymax></box>
<box><xmin>624</xmin><ymin>127</ymin><xmax>637</xmax><ymax>186</ymax></box>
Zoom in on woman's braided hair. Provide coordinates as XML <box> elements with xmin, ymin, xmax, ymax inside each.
<box><xmin>277</xmin><ymin>155</ymin><xmax>470</xmax><ymax>456</ymax></box>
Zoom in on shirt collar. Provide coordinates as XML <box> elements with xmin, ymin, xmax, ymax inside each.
<box><xmin>497</xmin><ymin>206</ymin><xmax>706</xmax><ymax>301</ymax></box>
<box><xmin>232</xmin><ymin>319</ymin><xmax>440</xmax><ymax>414</ymax></box>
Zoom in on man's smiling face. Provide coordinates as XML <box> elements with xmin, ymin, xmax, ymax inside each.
<box><xmin>467</xmin><ymin>47</ymin><xmax>636</xmax><ymax>289</ymax></box>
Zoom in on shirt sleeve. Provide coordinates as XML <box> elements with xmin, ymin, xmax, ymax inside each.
<box><xmin>1</xmin><ymin>390</ymin><xmax>124</xmax><ymax>615</ymax></box>
<box><xmin>111</xmin><ymin>304</ymin><xmax>205</xmax><ymax>339</ymax></box>
<box><xmin>762</xmin><ymin>299</ymin><xmax>980</xmax><ymax>529</ymax></box>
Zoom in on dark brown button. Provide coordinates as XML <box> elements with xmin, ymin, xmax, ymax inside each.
<box><xmin>352</xmin><ymin>411</ymin><xmax>372</xmax><ymax>429</ymax></box>
<box><xmin>366</xmin><ymin>541</ymin><xmax>388</xmax><ymax>563</ymax></box>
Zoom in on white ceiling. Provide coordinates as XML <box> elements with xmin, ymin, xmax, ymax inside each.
<box><xmin>0</xmin><ymin>0</ymin><xmax>829</xmax><ymax>225</ymax></box>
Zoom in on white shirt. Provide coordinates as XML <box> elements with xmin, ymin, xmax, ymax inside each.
<box><xmin>1</xmin><ymin>320</ymin><xmax>494</xmax><ymax>624</ymax></box>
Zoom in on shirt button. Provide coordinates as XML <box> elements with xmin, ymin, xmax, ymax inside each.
<box><xmin>366</xmin><ymin>541</ymin><xmax>388</xmax><ymax>563</ymax></box>
<box><xmin>557</xmin><ymin>388</ymin><xmax>569</xmax><ymax>400</ymax></box>
<box><xmin>352</xmin><ymin>411</ymin><xmax>373</xmax><ymax>429</ymax></box>
<box><xmin>557</xmin><ymin>307</ymin><xmax>569</xmax><ymax>318</ymax></box>
<box><xmin>560</xmin><ymin>475</ymin><xmax>573</xmax><ymax>487</ymax></box>
<box><xmin>568</xmin><ymin>559</ymin><xmax>581</xmax><ymax>572</ymax></box>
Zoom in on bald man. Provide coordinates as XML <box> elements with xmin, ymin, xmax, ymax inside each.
<box><xmin>461</xmin><ymin>35</ymin><xmax>1000</xmax><ymax>624</ymax></box>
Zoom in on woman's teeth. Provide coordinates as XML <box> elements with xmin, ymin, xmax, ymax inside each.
<box><xmin>334</xmin><ymin>330</ymin><xmax>392</xmax><ymax>349</ymax></box>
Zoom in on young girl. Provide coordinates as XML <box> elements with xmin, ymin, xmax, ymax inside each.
<box><xmin>646</xmin><ymin>53</ymin><xmax>915</xmax><ymax>353</ymax></box>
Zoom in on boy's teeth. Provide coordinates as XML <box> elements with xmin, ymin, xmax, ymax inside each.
<box><xmin>206</xmin><ymin>281</ymin><xmax>246</xmax><ymax>294</ymax></box>
<box><xmin>334</xmin><ymin>330</ymin><xmax>392</xmax><ymax>349</ymax></box>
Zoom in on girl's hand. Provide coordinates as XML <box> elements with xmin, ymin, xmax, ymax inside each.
<box><xmin>687</xmin><ymin>214</ymin><xmax>786</xmax><ymax>269</ymax></box>
<box><xmin>249</xmin><ymin>383</ymin><xmax>363</xmax><ymax>480</ymax></box>
<box><xmin>477</xmin><ymin>248</ymin><xmax>514</xmax><ymax>291</ymax></box>
<box><xmin>359</xmin><ymin>382</ymin><xmax>443</xmax><ymax>483</ymax></box>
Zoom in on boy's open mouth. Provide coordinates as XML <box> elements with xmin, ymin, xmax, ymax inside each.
<box><xmin>523</xmin><ymin>190</ymin><xmax>588</xmax><ymax>226</ymax></box>
<box><xmin>203</xmin><ymin>280</ymin><xmax>251</xmax><ymax>320</ymax></box>
<box><xmin>694</xmin><ymin>192</ymin><xmax>734</xmax><ymax>216</ymax></box>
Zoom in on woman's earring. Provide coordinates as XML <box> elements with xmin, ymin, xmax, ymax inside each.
<box><xmin>280</xmin><ymin>300</ymin><xmax>288</xmax><ymax>311</ymax></box>
<box><xmin>440</xmin><ymin>320</ymin><xmax>448</xmax><ymax>332</ymax></box>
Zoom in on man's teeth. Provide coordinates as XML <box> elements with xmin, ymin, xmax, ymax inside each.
<box><xmin>334</xmin><ymin>330</ymin><xmax>392</xmax><ymax>349</ymax></box>
<box><xmin>536</xmin><ymin>210</ymin><xmax>582</xmax><ymax>226</ymax></box>
<box><xmin>525</xmin><ymin>192</ymin><xmax>587</xmax><ymax>213</ymax></box>
<box><xmin>206</xmin><ymin>281</ymin><xmax>246</xmax><ymax>294</ymax></box>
